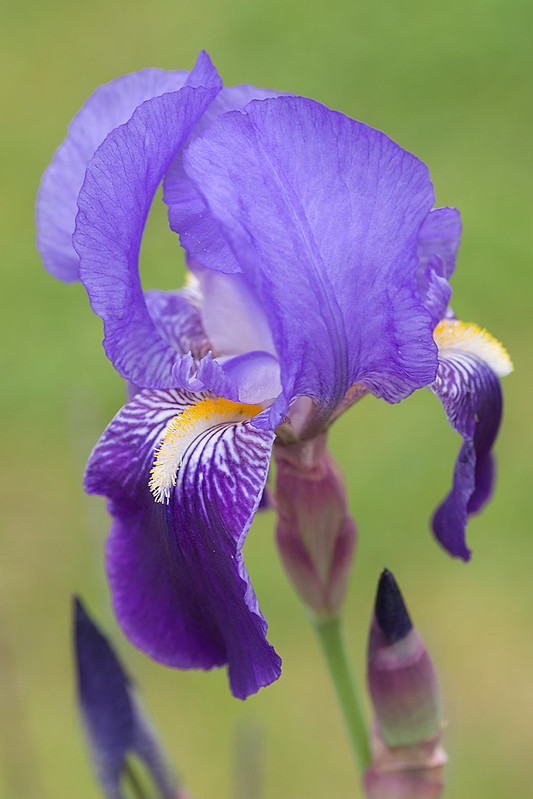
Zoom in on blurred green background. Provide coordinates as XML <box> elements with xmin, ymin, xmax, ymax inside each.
<box><xmin>1</xmin><ymin>0</ymin><xmax>532</xmax><ymax>796</ymax></box>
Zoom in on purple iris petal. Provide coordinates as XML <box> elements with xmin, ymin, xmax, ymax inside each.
<box><xmin>127</xmin><ymin>287</ymin><xmax>207</xmax><ymax>399</ymax></box>
<box><xmin>85</xmin><ymin>389</ymin><xmax>280</xmax><ymax>699</ymax></box>
<box><xmin>164</xmin><ymin>85</ymin><xmax>288</xmax><ymax>274</ymax></box>
<box><xmin>429</xmin><ymin>353</ymin><xmax>503</xmax><ymax>560</ymax></box>
<box><xmin>73</xmin><ymin>54</ymin><xmax>222</xmax><ymax>388</ymax></box>
<box><xmin>181</xmin><ymin>97</ymin><xmax>440</xmax><ymax>427</ymax></box>
<box><xmin>417</xmin><ymin>207</ymin><xmax>462</xmax><ymax>325</ymax></box>
<box><xmin>144</xmin><ymin>288</ymin><xmax>207</xmax><ymax>357</ymax></box>
<box><xmin>219</xmin><ymin>351</ymin><xmax>282</xmax><ymax>404</ymax></box>
<box><xmin>193</xmin><ymin>267</ymin><xmax>277</xmax><ymax>357</ymax></box>
<box><xmin>74</xmin><ymin>597</ymin><xmax>176</xmax><ymax>799</ymax></box>
<box><xmin>36</xmin><ymin>67</ymin><xmax>194</xmax><ymax>283</ymax></box>
<box><xmin>170</xmin><ymin>348</ymin><xmax>280</xmax><ymax>407</ymax></box>
<box><xmin>171</xmin><ymin>350</ymin><xmax>238</xmax><ymax>398</ymax></box>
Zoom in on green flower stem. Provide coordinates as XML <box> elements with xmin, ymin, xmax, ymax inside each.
<box><xmin>312</xmin><ymin>615</ymin><xmax>371</xmax><ymax>776</ymax></box>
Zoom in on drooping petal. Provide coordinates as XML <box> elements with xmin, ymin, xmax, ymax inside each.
<box><xmin>417</xmin><ymin>207</ymin><xmax>462</xmax><ymax>326</ymax></box>
<box><xmin>85</xmin><ymin>390</ymin><xmax>280</xmax><ymax>699</ymax></box>
<box><xmin>429</xmin><ymin>319</ymin><xmax>512</xmax><ymax>560</ymax></box>
<box><xmin>181</xmin><ymin>96</ymin><xmax>439</xmax><ymax>427</ymax></box>
<box><xmin>74</xmin><ymin>598</ymin><xmax>176</xmax><ymax>799</ymax></box>
<box><xmin>36</xmin><ymin>68</ymin><xmax>192</xmax><ymax>282</ymax></box>
<box><xmin>73</xmin><ymin>55</ymin><xmax>222</xmax><ymax>388</ymax></box>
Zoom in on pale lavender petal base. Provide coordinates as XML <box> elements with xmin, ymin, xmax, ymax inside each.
<box><xmin>430</xmin><ymin>353</ymin><xmax>503</xmax><ymax>560</ymax></box>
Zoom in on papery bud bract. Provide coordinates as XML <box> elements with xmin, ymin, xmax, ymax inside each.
<box><xmin>273</xmin><ymin>434</ymin><xmax>356</xmax><ymax>617</ymax></box>
<box><xmin>364</xmin><ymin>727</ymin><xmax>446</xmax><ymax>799</ymax></box>
<box><xmin>73</xmin><ymin>597</ymin><xmax>177</xmax><ymax>799</ymax></box>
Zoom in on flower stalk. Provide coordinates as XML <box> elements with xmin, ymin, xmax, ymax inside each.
<box><xmin>312</xmin><ymin>616</ymin><xmax>371</xmax><ymax>777</ymax></box>
<box><xmin>273</xmin><ymin>435</ymin><xmax>369</xmax><ymax>776</ymax></box>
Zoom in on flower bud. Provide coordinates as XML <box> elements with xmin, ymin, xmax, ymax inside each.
<box><xmin>367</xmin><ymin>570</ymin><xmax>441</xmax><ymax>746</ymax></box>
<box><xmin>73</xmin><ymin>597</ymin><xmax>178</xmax><ymax>799</ymax></box>
<box><xmin>365</xmin><ymin>571</ymin><xmax>445</xmax><ymax>798</ymax></box>
<box><xmin>273</xmin><ymin>434</ymin><xmax>356</xmax><ymax>617</ymax></box>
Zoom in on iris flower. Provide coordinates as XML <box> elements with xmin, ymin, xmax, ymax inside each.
<box><xmin>37</xmin><ymin>52</ymin><xmax>511</xmax><ymax>699</ymax></box>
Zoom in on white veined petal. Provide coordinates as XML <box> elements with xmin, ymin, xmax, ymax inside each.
<box><xmin>149</xmin><ymin>395</ymin><xmax>263</xmax><ymax>502</ymax></box>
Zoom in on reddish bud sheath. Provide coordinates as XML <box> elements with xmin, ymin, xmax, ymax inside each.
<box><xmin>273</xmin><ymin>434</ymin><xmax>356</xmax><ymax>617</ymax></box>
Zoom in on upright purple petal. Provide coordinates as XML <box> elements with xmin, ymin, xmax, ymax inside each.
<box><xmin>430</xmin><ymin>320</ymin><xmax>512</xmax><ymax>560</ymax></box>
<box><xmin>164</xmin><ymin>84</ymin><xmax>288</xmax><ymax>275</ymax></box>
<box><xmin>85</xmin><ymin>390</ymin><xmax>280</xmax><ymax>699</ymax></box>
<box><xmin>36</xmin><ymin>68</ymin><xmax>191</xmax><ymax>282</ymax></box>
<box><xmin>73</xmin><ymin>55</ymin><xmax>222</xmax><ymax>388</ymax></box>
<box><xmin>181</xmin><ymin>97</ymin><xmax>439</xmax><ymax>426</ymax></box>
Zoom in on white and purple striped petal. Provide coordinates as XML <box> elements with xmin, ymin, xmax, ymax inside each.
<box><xmin>85</xmin><ymin>390</ymin><xmax>280</xmax><ymax>699</ymax></box>
<box><xmin>430</xmin><ymin>320</ymin><xmax>512</xmax><ymax>560</ymax></box>
<box><xmin>180</xmin><ymin>97</ymin><xmax>441</xmax><ymax>427</ymax></box>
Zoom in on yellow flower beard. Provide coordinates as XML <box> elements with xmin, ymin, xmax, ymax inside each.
<box><xmin>434</xmin><ymin>319</ymin><xmax>513</xmax><ymax>377</ymax></box>
<box><xmin>149</xmin><ymin>396</ymin><xmax>263</xmax><ymax>503</ymax></box>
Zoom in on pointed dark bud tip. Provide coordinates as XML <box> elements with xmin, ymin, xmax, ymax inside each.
<box><xmin>73</xmin><ymin>596</ymin><xmax>102</xmax><ymax>650</ymax></box>
<box><xmin>375</xmin><ymin>569</ymin><xmax>412</xmax><ymax>643</ymax></box>
<box><xmin>73</xmin><ymin>595</ymin><xmax>88</xmax><ymax>625</ymax></box>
